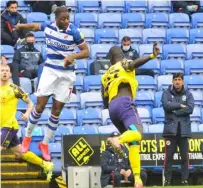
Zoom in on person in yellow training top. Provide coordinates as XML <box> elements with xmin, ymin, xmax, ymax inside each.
<box><xmin>101</xmin><ymin>43</ymin><xmax>160</xmax><ymax>188</ymax></box>
<box><xmin>0</xmin><ymin>64</ymin><xmax>54</xmax><ymax>182</ymax></box>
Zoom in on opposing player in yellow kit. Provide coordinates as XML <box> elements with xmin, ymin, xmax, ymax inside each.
<box><xmin>101</xmin><ymin>43</ymin><xmax>159</xmax><ymax>188</ymax></box>
<box><xmin>0</xmin><ymin>64</ymin><xmax>54</xmax><ymax>181</ymax></box>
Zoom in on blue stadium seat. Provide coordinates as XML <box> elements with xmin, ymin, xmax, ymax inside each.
<box><xmin>49</xmin><ymin>143</ymin><xmax>61</xmax><ymax>158</ymax></box>
<box><xmin>184</xmin><ymin>60</ymin><xmax>203</xmax><ymax>75</ymax></box>
<box><xmin>17</xmin><ymin>99</ymin><xmax>27</xmax><ymax>111</ymax></box>
<box><xmin>98</xmin><ymin>125</ymin><xmax>119</xmax><ymax>134</ymax></box>
<box><xmin>78</xmin><ymin>0</ymin><xmax>100</xmax><ymax>13</ymax></box>
<box><xmin>148</xmin><ymin>124</ymin><xmax>164</xmax><ymax>133</ymax></box>
<box><xmin>1</xmin><ymin>45</ymin><xmax>14</xmax><ymax>63</ymax></box>
<box><xmin>59</xmin><ymin>109</ymin><xmax>77</xmax><ymax>126</ymax></box>
<box><xmin>29</xmin><ymin>142</ymin><xmax>42</xmax><ymax>156</ymax></box>
<box><xmin>125</xmin><ymin>0</ymin><xmax>148</xmax><ymax>13</ymax></box>
<box><xmin>157</xmin><ymin>75</ymin><xmax>173</xmax><ymax>91</ymax></box>
<box><xmin>136</xmin><ymin>76</ymin><xmax>157</xmax><ymax>91</ymax></box>
<box><xmin>90</xmin><ymin>44</ymin><xmax>113</xmax><ymax>59</ymax></box>
<box><xmin>166</xmin><ymin>28</ymin><xmax>189</xmax><ymax>44</ymax></box>
<box><xmin>51</xmin><ymin>158</ymin><xmax>62</xmax><ymax>173</ymax></box>
<box><xmin>190</xmin><ymin>28</ymin><xmax>203</xmax><ymax>44</ymax></box>
<box><xmin>139</xmin><ymin>44</ymin><xmax>163</xmax><ymax>59</ymax></box>
<box><xmin>27</xmin><ymin>12</ymin><xmax>48</xmax><ymax>23</ymax></box>
<box><xmin>75</xmin><ymin>59</ymin><xmax>88</xmax><ymax>76</ymax></box>
<box><xmin>54</xmin><ymin>126</ymin><xmax>72</xmax><ymax>142</ymax></box>
<box><xmin>134</xmin><ymin>90</ymin><xmax>154</xmax><ymax>107</ymax></box>
<box><xmin>17</xmin><ymin>1</ymin><xmax>30</xmax><ymax>12</ymax></box>
<box><xmin>78</xmin><ymin>28</ymin><xmax>95</xmax><ymax>43</ymax></box>
<box><xmin>75</xmin><ymin>13</ymin><xmax>98</xmax><ymax>28</ymax></box>
<box><xmin>101</xmin><ymin>0</ymin><xmax>125</xmax><ymax>13</ymax></box>
<box><xmin>142</xmin><ymin>28</ymin><xmax>166</xmax><ymax>44</ymax></box>
<box><xmin>38</xmin><ymin>108</ymin><xmax>50</xmax><ymax>125</ymax></box>
<box><xmin>98</xmin><ymin>13</ymin><xmax>122</xmax><ymax>28</ymax></box>
<box><xmin>169</xmin><ymin>13</ymin><xmax>190</xmax><ymax>28</ymax></box>
<box><xmin>202</xmin><ymin>108</ymin><xmax>203</xmax><ymax>123</ymax></box>
<box><xmin>73</xmin><ymin>125</ymin><xmax>99</xmax><ymax>134</ymax></box>
<box><xmin>137</xmin><ymin>107</ymin><xmax>152</xmax><ymax>124</ymax></box>
<box><xmin>80</xmin><ymin>92</ymin><xmax>103</xmax><ymax>109</ymax></box>
<box><xmin>190</xmin><ymin>90</ymin><xmax>203</xmax><ymax>106</ymax></box>
<box><xmin>45</xmin><ymin>97</ymin><xmax>53</xmax><ymax>109</ymax></box>
<box><xmin>64</xmin><ymin>93</ymin><xmax>80</xmax><ymax>109</ymax></box>
<box><xmin>20</xmin><ymin>77</ymin><xmax>32</xmax><ymax>94</ymax></box>
<box><xmin>145</xmin><ymin>13</ymin><xmax>169</xmax><ymax>28</ymax></box>
<box><xmin>50</xmin><ymin>13</ymin><xmax>75</xmax><ymax>23</ymax></box>
<box><xmin>148</xmin><ymin>1</ymin><xmax>171</xmax><ymax>13</ymax></box>
<box><xmin>83</xmin><ymin>75</ymin><xmax>102</xmax><ymax>92</ymax></box>
<box><xmin>77</xmin><ymin>109</ymin><xmax>102</xmax><ymax>126</ymax></box>
<box><xmin>74</xmin><ymin>76</ymin><xmax>83</xmax><ymax>95</ymax></box>
<box><xmin>122</xmin><ymin>13</ymin><xmax>145</xmax><ymax>28</ymax></box>
<box><xmin>32</xmin><ymin>31</ymin><xmax>45</xmax><ymax>44</ymax></box>
<box><xmin>186</xmin><ymin>44</ymin><xmax>203</xmax><ymax>59</ymax></box>
<box><xmin>95</xmin><ymin>29</ymin><xmax>119</xmax><ymax>44</ymax></box>
<box><xmin>30</xmin><ymin>94</ymin><xmax>37</xmax><ymax>105</ymax></box>
<box><xmin>31</xmin><ymin>127</ymin><xmax>44</xmax><ymax>141</ymax></box>
<box><xmin>160</xmin><ymin>59</ymin><xmax>184</xmax><ymax>74</ymax></box>
<box><xmin>184</xmin><ymin>75</ymin><xmax>203</xmax><ymax>90</ymax></box>
<box><xmin>191</xmin><ymin>13</ymin><xmax>203</xmax><ymax>28</ymax></box>
<box><xmin>190</xmin><ymin>107</ymin><xmax>201</xmax><ymax>123</ymax></box>
<box><xmin>154</xmin><ymin>91</ymin><xmax>163</xmax><ymax>108</ymax></box>
<box><xmin>162</xmin><ymin>44</ymin><xmax>186</xmax><ymax>59</ymax></box>
<box><xmin>1</xmin><ymin>0</ymin><xmax>6</xmax><ymax>10</ymax></box>
<box><xmin>191</xmin><ymin>122</ymin><xmax>199</xmax><ymax>132</ymax></box>
<box><xmin>101</xmin><ymin>109</ymin><xmax>112</xmax><ymax>126</ymax></box>
<box><xmin>119</xmin><ymin>29</ymin><xmax>142</xmax><ymax>43</ymax></box>
<box><xmin>199</xmin><ymin>124</ymin><xmax>203</xmax><ymax>132</ymax></box>
<box><xmin>65</xmin><ymin>0</ymin><xmax>77</xmax><ymax>12</ymax></box>
<box><xmin>87</xmin><ymin>59</ymin><xmax>95</xmax><ymax>75</ymax></box>
<box><xmin>138</xmin><ymin>59</ymin><xmax>160</xmax><ymax>75</ymax></box>
<box><xmin>152</xmin><ymin>107</ymin><xmax>165</xmax><ymax>124</ymax></box>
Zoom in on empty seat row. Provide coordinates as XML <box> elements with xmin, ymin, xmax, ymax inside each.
<box><xmin>77</xmin><ymin>28</ymin><xmax>203</xmax><ymax>44</ymax></box>
<box><xmin>24</xmin><ymin>12</ymin><xmax>203</xmax><ymax>29</ymax></box>
<box><xmin>2</xmin><ymin>0</ymin><xmax>203</xmax><ymax>14</ymax></box>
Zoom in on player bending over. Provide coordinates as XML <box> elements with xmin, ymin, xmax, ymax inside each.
<box><xmin>15</xmin><ymin>6</ymin><xmax>89</xmax><ymax>160</ymax></box>
<box><xmin>0</xmin><ymin>64</ymin><xmax>54</xmax><ymax>181</ymax></box>
<box><xmin>101</xmin><ymin>43</ymin><xmax>159</xmax><ymax>188</ymax></box>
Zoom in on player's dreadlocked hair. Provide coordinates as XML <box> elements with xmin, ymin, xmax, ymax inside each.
<box><xmin>54</xmin><ymin>6</ymin><xmax>71</xmax><ymax>17</ymax></box>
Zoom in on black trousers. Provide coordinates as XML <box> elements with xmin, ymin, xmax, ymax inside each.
<box><xmin>8</xmin><ymin>63</ymin><xmax>20</xmax><ymax>86</ymax></box>
<box><xmin>164</xmin><ymin>136</ymin><xmax>189</xmax><ymax>182</ymax></box>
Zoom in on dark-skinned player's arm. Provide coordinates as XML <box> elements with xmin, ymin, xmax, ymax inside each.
<box><xmin>122</xmin><ymin>42</ymin><xmax>160</xmax><ymax>71</ymax></box>
<box><xmin>15</xmin><ymin>23</ymin><xmax>41</xmax><ymax>31</ymax></box>
<box><xmin>101</xmin><ymin>84</ymin><xmax>109</xmax><ymax>109</ymax></box>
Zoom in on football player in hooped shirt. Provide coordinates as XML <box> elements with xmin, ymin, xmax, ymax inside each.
<box><xmin>101</xmin><ymin>43</ymin><xmax>159</xmax><ymax>188</ymax></box>
<box><xmin>15</xmin><ymin>6</ymin><xmax>89</xmax><ymax>161</ymax></box>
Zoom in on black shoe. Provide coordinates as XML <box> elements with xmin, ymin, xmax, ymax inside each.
<box><xmin>181</xmin><ymin>180</ymin><xmax>188</xmax><ymax>186</ymax></box>
<box><xmin>164</xmin><ymin>180</ymin><xmax>171</xmax><ymax>186</ymax></box>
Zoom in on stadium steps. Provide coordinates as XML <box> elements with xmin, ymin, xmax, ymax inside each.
<box><xmin>1</xmin><ymin>180</ymin><xmax>49</xmax><ymax>188</ymax></box>
<box><xmin>1</xmin><ymin>149</ymin><xmax>50</xmax><ymax>188</ymax></box>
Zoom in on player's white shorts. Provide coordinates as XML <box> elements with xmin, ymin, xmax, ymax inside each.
<box><xmin>35</xmin><ymin>66</ymin><xmax>76</xmax><ymax>103</ymax></box>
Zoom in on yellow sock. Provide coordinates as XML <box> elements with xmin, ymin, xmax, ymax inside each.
<box><xmin>22</xmin><ymin>151</ymin><xmax>44</xmax><ymax>168</ymax></box>
<box><xmin>129</xmin><ymin>145</ymin><xmax>142</xmax><ymax>183</ymax></box>
<box><xmin>118</xmin><ymin>130</ymin><xmax>142</xmax><ymax>144</ymax></box>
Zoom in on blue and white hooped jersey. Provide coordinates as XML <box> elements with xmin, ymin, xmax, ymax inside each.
<box><xmin>40</xmin><ymin>22</ymin><xmax>85</xmax><ymax>70</ymax></box>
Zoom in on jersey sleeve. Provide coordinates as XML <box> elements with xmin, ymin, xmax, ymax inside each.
<box><xmin>14</xmin><ymin>86</ymin><xmax>28</xmax><ymax>102</ymax></box>
<box><xmin>40</xmin><ymin>22</ymin><xmax>49</xmax><ymax>31</ymax></box>
<box><xmin>73</xmin><ymin>28</ymin><xmax>85</xmax><ymax>46</ymax></box>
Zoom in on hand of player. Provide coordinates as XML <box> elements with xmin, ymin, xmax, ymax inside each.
<box><xmin>125</xmin><ymin>169</ymin><xmax>132</xmax><ymax>178</ymax></box>
<box><xmin>153</xmin><ymin>42</ymin><xmax>160</xmax><ymax>57</ymax></box>
<box><xmin>21</xmin><ymin>112</ymin><xmax>29</xmax><ymax>121</ymax></box>
<box><xmin>64</xmin><ymin>55</ymin><xmax>75</xmax><ymax>67</ymax></box>
<box><xmin>193</xmin><ymin>5</ymin><xmax>198</xmax><ymax>11</ymax></box>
